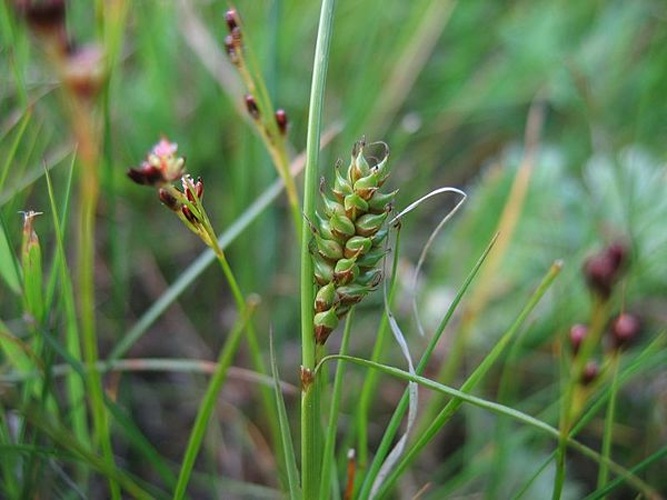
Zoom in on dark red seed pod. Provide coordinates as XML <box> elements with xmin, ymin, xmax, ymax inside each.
<box><xmin>580</xmin><ymin>360</ymin><xmax>599</xmax><ymax>386</ymax></box>
<box><xmin>605</xmin><ymin>242</ymin><xmax>628</xmax><ymax>271</ymax></box>
<box><xmin>127</xmin><ymin>165</ymin><xmax>163</xmax><ymax>186</ymax></box>
<box><xmin>182</xmin><ymin>205</ymin><xmax>198</xmax><ymax>224</ymax></box>
<box><xmin>609</xmin><ymin>313</ymin><xmax>641</xmax><ymax>350</ymax></box>
<box><xmin>245</xmin><ymin>94</ymin><xmax>260</xmax><ymax>119</ymax></box>
<box><xmin>275</xmin><ymin>109</ymin><xmax>288</xmax><ymax>135</ymax></box>
<box><xmin>583</xmin><ymin>254</ymin><xmax>616</xmax><ymax>299</ymax></box>
<box><xmin>194</xmin><ymin>177</ymin><xmax>204</xmax><ymax>199</ymax></box>
<box><xmin>158</xmin><ymin>188</ymin><xmax>179</xmax><ymax>211</ymax></box>
<box><xmin>569</xmin><ymin>324</ymin><xmax>588</xmax><ymax>356</ymax></box>
<box><xmin>16</xmin><ymin>0</ymin><xmax>66</xmax><ymax>34</ymax></box>
<box><xmin>225</xmin><ymin>9</ymin><xmax>238</xmax><ymax>32</ymax></box>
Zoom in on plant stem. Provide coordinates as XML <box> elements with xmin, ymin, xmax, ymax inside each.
<box><xmin>71</xmin><ymin>94</ymin><xmax>120</xmax><ymax>499</ymax></box>
<box><xmin>172</xmin><ymin>279</ymin><xmax>257</xmax><ymax>500</ymax></box>
<box><xmin>597</xmin><ymin>353</ymin><xmax>620</xmax><ymax>491</ymax></box>
<box><xmin>300</xmin><ymin>0</ymin><xmax>336</xmax><ymax>497</ymax></box>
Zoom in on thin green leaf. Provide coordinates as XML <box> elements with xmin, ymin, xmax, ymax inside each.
<box><xmin>0</xmin><ymin>213</ymin><xmax>21</xmax><ymax>294</ymax></box>
<box><xmin>318</xmin><ymin>353</ymin><xmax>660</xmax><ymax>499</ymax></box>
<box><xmin>270</xmin><ymin>332</ymin><xmax>301</xmax><ymax>500</ymax></box>
<box><xmin>358</xmin><ymin>233</ymin><xmax>498</xmax><ymax>498</ymax></box>
<box><xmin>374</xmin><ymin>259</ymin><xmax>563</xmax><ymax>498</ymax></box>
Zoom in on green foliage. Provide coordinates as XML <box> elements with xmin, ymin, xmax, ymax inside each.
<box><xmin>0</xmin><ymin>0</ymin><xmax>665</xmax><ymax>498</ymax></box>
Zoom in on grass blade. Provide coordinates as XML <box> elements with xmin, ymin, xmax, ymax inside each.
<box><xmin>270</xmin><ymin>333</ymin><xmax>301</xmax><ymax>499</ymax></box>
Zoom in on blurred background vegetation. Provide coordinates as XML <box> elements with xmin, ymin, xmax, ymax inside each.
<box><xmin>1</xmin><ymin>0</ymin><xmax>666</xmax><ymax>498</ymax></box>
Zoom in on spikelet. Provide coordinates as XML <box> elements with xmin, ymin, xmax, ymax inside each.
<box><xmin>311</xmin><ymin>139</ymin><xmax>397</xmax><ymax>344</ymax></box>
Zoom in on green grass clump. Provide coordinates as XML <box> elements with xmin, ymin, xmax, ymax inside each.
<box><xmin>0</xmin><ymin>0</ymin><xmax>665</xmax><ymax>499</ymax></box>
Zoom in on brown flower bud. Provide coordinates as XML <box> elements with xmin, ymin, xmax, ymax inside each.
<box><xmin>15</xmin><ymin>0</ymin><xmax>66</xmax><ymax>40</ymax></box>
<box><xmin>245</xmin><ymin>94</ymin><xmax>260</xmax><ymax>119</ymax></box>
<box><xmin>582</xmin><ymin>242</ymin><xmax>629</xmax><ymax>299</ymax></box>
<box><xmin>580</xmin><ymin>360</ymin><xmax>599</xmax><ymax>386</ymax></box>
<box><xmin>609</xmin><ymin>313</ymin><xmax>641</xmax><ymax>350</ymax></box>
<box><xmin>569</xmin><ymin>324</ymin><xmax>588</xmax><ymax>356</ymax></box>
<box><xmin>62</xmin><ymin>43</ymin><xmax>105</xmax><ymax>100</ymax></box>
<box><xmin>583</xmin><ymin>255</ymin><xmax>615</xmax><ymax>298</ymax></box>
<box><xmin>224</xmin><ymin>9</ymin><xmax>239</xmax><ymax>32</ymax></box>
<box><xmin>275</xmin><ymin>109</ymin><xmax>288</xmax><ymax>135</ymax></box>
<box><xmin>181</xmin><ymin>205</ymin><xmax>198</xmax><ymax>224</ymax></box>
<box><xmin>605</xmin><ymin>242</ymin><xmax>628</xmax><ymax>271</ymax></box>
<box><xmin>158</xmin><ymin>188</ymin><xmax>179</xmax><ymax>211</ymax></box>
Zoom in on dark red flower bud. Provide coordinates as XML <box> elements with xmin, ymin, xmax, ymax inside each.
<box><xmin>127</xmin><ymin>164</ymin><xmax>163</xmax><ymax>186</ymax></box>
<box><xmin>15</xmin><ymin>0</ymin><xmax>66</xmax><ymax>36</ymax></box>
<box><xmin>194</xmin><ymin>177</ymin><xmax>204</xmax><ymax>199</ymax></box>
<box><xmin>158</xmin><ymin>188</ymin><xmax>179</xmax><ymax>210</ymax></box>
<box><xmin>569</xmin><ymin>324</ymin><xmax>588</xmax><ymax>356</ymax></box>
<box><xmin>581</xmin><ymin>360</ymin><xmax>599</xmax><ymax>386</ymax></box>
<box><xmin>225</xmin><ymin>9</ymin><xmax>239</xmax><ymax>32</ymax></box>
<box><xmin>245</xmin><ymin>94</ymin><xmax>260</xmax><ymax>119</ymax></box>
<box><xmin>182</xmin><ymin>205</ymin><xmax>198</xmax><ymax>224</ymax></box>
<box><xmin>609</xmin><ymin>313</ymin><xmax>641</xmax><ymax>350</ymax></box>
<box><xmin>583</xmin><ymin>242</ymin><xmax>629</xmax><ymax>299</ymax></box>
<box><xmin>275</xmin><ymin>109</ymin><xmax>288</xmax><ymax>135</ymax></box>
<box><xmin>583</xmin><ymin>254</ymin><xmax>616</xmax><ymax>298</ymax></box>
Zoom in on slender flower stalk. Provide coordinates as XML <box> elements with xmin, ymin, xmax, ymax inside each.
<box><xmin>223</xmin><ymin>8</ymin><xmax>301</xmax><ymax>232</ymax></box>
<box><xmin>128</xmin><ymin>138</ymin><xmax>264</xmax><ymax>497</ymax></box>
<box><xmin>300</xmin><ymin>0</ymin><xmax>337</xmax><ymax>497</ymax></box>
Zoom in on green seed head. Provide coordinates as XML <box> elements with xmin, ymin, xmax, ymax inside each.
<box><xmin>310</xmin><ymin>138</ymin><xmax>397</xmax><ymax>344</ymax></box>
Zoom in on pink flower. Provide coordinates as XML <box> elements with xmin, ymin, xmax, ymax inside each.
<box><xmin>127</xmin><ymin>138</ymin><xmax>186</xmax><ymax>186</ymax></box>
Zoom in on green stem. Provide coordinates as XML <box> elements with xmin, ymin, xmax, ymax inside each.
<box><xmin>172</xmin><ymin>298</ymin><xmax>256</xmax><ymax>500</ymax></box>
<box><xmin>553</xmin><ymin>297</ymin><xmax>610</xmax><ymax>500</ymax></box>
<box><xmin>597</xmin><ymin>354</ymin><xmax>620</xmax><ymax>492</ymax></box>
<box><xmin>72</xmin><ymin>96</ymin><xmax>119</xmax><ymax>498</ymax></box>
<box><xmin>319</xmin><ymin>309</ymin><xmax>354</xmax><ymax>499</ymax></box>
<box><xmin>300</xmin><ymin>0</ymin><xmax>336</xmax><ymax>497</ymax></box>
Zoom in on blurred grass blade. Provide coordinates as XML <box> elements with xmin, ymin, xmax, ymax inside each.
<box><xmin>270</xmin><ymin>333</ymin><xmax>301</xmax><ymax>499</ymax></box>
<box><xmin>374</xmin><ymin>260</ymin><xmax>563</xmax><ymax>497</ymax></box>
<box><xmin>0</xmin><ymin>318</ymin><xmax>40</xmax><ymax>373</ymax></box>
<box><xmin>20</xmin><ymin>402</ymin><xmax>156</xmax><ymax>500</ymax></box>
<box><xmin>0</xmin><ymin>214</ymin><xmax>21</xmax><ymax>294</ymax></box>
<box><xmin>358</xmin><ymin>233</ymin><xmax>498</xmax><ymax>498</ymax></box>
<box><xmin>43</xmin><ymin>163</ymin><xmax>90</xmax><ymax>460</ymax></box>
<box><xmin>582</xmin><ymin>445</ymin><xmax>667</xmax><ymax>500</ymax></box>
<box><xmin>0</xmin><ymin>107</ymin><xmax>31</xmax><ymax>191</ymax></box>
<box><xmin>173</xmin><ymin>302</ymin><xmax>256</xmax><ymax>499</ymax></box>
<box><xmin>318</xmin><ymin>353</ymin><xmax>660</xmax><ymax>499</ymax></box>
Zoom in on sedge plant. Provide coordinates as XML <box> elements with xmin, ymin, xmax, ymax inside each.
<box><xmin>1</xmin><ymin>1</ymin><xmax>666</xmax><ymax>499</ymax></box>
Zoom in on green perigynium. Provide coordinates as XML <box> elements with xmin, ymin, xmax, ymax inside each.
<box><xmin>311</xmin><ymin>139</ymin><xmax>397</xmax><ymax>344</ymax></box>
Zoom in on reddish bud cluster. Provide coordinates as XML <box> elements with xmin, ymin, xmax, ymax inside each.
<box><xmin>568</xmin><ymin>324</ymin><xmax>588</xmax><ymax>356</ymax></box>
<box><xmin>127</xmin><ymin>139</ymin><xmax>186</xmax><ymax>186</ymax></box>
<box><xmin>580</xmin><ymin>360</ymin><xmax>599</xmax><ymax>386</ymax></box>
<box><xmin>275</xmin><ymin>109</ymin><xmax>288</xmax><ymax>135</ymax></box>
<box><xmin>582</xmin><ymin>242</ymin><xmax>628</xmax><ymax>299</ymax></box>
<box><xmin>15</xmin><ymin>0</ymin><xmax>66</xmax><ymax>38</ymax></box>
<box><xmin>609</xmin><ymin>312</ymin><xmax>641</xmax><ymax>350</ymax></box>
<box><xmin>15</xmin><ymin>0</ymin><xmax>105</xmax><ymax>99</ymax></box>
<box><xmin>223</xmin><ymin>9</ymin><xmax>243</xmax><ymax>64</ymax></box>
<box><xmin>245</xmin><ymin>94</ymin><xmax>260</xmax><ymax>119</ymax></box>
